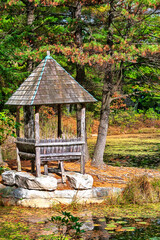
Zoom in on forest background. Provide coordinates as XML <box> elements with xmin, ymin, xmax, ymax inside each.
<box><xmin>0</xmin><ymin>0</ymin><xmax>160</xmax><ymax>167</ymax></box>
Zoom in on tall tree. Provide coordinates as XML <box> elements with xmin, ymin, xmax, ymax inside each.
<box><xmin>91</xmin><ymin>0</ymin><xmax>160</xmax><ymax>167</ymax></box>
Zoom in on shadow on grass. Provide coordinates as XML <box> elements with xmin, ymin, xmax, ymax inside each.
<box><xmin>103</xmin><ymin>153</ymin><xmax>160</xmax><ymax>168</ymax></box>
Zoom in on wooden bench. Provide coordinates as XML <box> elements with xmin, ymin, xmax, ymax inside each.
<box><xmin>16</xmin><ymin>137</ymin><xmax>85</xmax><ymax>183</ymax></box>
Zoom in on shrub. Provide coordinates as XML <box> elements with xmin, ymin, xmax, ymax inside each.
<box><xmin>122</xmin><ymin>175</ymin><xmax>160</xmax><ymax>205</ymax></box>
<box><xmin>144</xmin><ymin>108</ymin><xmax>160</xmax><ymax>120</ymax></box>
<box><xmin>109</xmin><ymin>107</ymin><xmax>144</xmax><ymax>128</ymax></box>
<box><xmin>104</xmin><ymin>176</ymin><xmax>160</xmax><ymax>206</ymax></box>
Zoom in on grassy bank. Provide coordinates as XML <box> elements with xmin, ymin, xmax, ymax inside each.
<box><xmin>88</xmin><ymin>132</ymin><xmax>160</xmax><ymax>168</ymax></box>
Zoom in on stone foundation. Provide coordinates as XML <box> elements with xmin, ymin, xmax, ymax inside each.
<box><xmin>0</xmin><ymin>170</ymin><xmax>123</xmax><ymax>208</ymax></box>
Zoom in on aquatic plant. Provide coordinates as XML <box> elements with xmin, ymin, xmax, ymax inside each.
<box><xmin>50</xmin><ymin>211</ymin><xmax>84</xmax><ymax>239</ymax></box>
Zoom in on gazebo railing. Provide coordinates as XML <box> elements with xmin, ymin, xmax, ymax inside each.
<box><xmin>16</xmin><ymin>137</ymin><xmax>85</xmax><ymax>182</ymax></box>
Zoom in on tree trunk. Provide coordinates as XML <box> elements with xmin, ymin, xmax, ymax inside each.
<box><xmin>92</xmin><ymin>68</ymin><xmax>113</xmax><ymax>167</ymax></box>
<box><xmin>26</xmin><ymin>1</ymin><xmax>35</xmax><ymax>72</ymax></box>
<box><xmin>92</xmin><ymin>1</ymin><xmax>114</xmax><ymax>167</ymax></box>
<box><xmin>74</xmin><ymin>2</ymin><xmax>90</xmax><ymax>161</ymax></box>
<box><xmin>23</xmin><ymin>1</ymin><xmax>35</xmax><ymax>139</ymax></box>
<box><xmin>0</xmin><ymin>146</ymin><xmax>3</xmax><ymax>165</ymax></box>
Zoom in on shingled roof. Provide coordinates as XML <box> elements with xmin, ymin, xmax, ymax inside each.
<box><xmin>6</xmin><ymin>53</ymin><xmax>96</xmax><ymax>106</ymax></box>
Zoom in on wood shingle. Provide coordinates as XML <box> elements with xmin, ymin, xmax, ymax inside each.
<box><xmin>6</xmin><ymin>53</ymin><xmax>96</xmax><ymax>106</ymax></box>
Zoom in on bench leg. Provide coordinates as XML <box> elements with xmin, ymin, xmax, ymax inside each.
<box><xmin>31</xmin><ymin>159</ymin><xmax>35</xmax><ymax>173</ymax></box>
<box><xmin>44</xmin><ymin>162</ymin><xmax>48</xmax><ymax>175</ymax></box>
<box><xmin>60</xmin><ymin>161</ymin><xmax>66</xmax><ymax>183</ymax></box>
<box><xmin>36</xmin><ymin>147</ymin><xmax>41</xmax><ymax>177</ymax></box>
<box><xmin>16</xmin><ymin>148</ymin><xmax>21</xmax><ymax>172</ymax></box>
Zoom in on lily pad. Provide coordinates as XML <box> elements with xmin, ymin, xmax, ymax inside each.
<box><xmin>111</xmin><ymin>217</ymin><xmax>122</xmax><ymax>220</ymax></box>
<box><xmin>116</xmin><ymin>228</ymin><xmax>127</xmax><ymax>232</ymax></box>
<box><xmin>138</xmin><ymin>221</ymin><xmax>148</xmax><ymax>225</ymax></box>
<box><xmin>105</xmin><ymin>227</ymin><xmax>116</xmax><ymax>231</ymax></box>
<box><xmin>135</xmin><ymin>219</ymin><xmax>143</xmax><ymax>222</ymax></box>
<box><xmin>105</xmin><ymin>223</ymin><xmax>117</xmax><ymax>230</ymax></box>
<box><xmin>121</xmin><ymin>227</ymin><xmax>136</xmax><ymax>232</ymax></box>
<box><xmin>116</xmin><ymin>221</ymin><xmax>128</xmax><ymax>225</ymax></box>
<box><xmin>99</xmin><ymin>218</ymin><xmax>106</xmax><ymax>222</ymax></box>
<box><xmin>94</xmin><ymin>224</ymin><xmax>100</xmax><ymax>227</ymax></box>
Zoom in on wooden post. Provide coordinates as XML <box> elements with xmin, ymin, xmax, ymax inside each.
<box><xmin>80</xmin><ymin>104</ymin><xmax>85</xmax><ymax>174</ymax></box>
<box><xmin>57</xmin><ymin>104</ymin><xmax>62</xmax><ymax>138</ymax></box>
<box><xmin>77</xmin><ymin>104</ymin><xmax>81</xmax><ymax>138</ymax></box>
<box><xmin>16</xmin><ymin>106</ymin><xmax>21</xmax><ymax>171</ymax></box>
<box><xmin>60</xmin><ymin>161</ymin><xmax>66</xmax><ymax>183</ymax></box>
<box><xmin>35</xmin><ymin>105</ymin><xmax>41</xmax><ymax>177</ymax></box>
<box><xmin>23</xmin><ymin>106</ymin><xmax>35</xmax><ymax>139</ymax></box>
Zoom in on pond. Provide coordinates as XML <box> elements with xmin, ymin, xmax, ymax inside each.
<box><xmin>0</xmin><ymin>206</ymin><xmax>160</xmax><ymax>240</ymax></box>
<box><xmin>82</xmin><ymin>217</ymin><xmax>160</xmax><ymax>240</ymax></box>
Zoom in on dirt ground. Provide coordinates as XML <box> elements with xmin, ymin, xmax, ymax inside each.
<box><xmin>1</xmin><ymin>157</ymin><xmax>160</xmax><ymax>190</ymax></box>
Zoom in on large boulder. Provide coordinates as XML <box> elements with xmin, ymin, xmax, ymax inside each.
<box><xmin>66</xmin><ymin>172</ymin><xmax>93</xmax><ymax>190</ymax></box>
<box><xmin>2</xmin><ymin>170</ymin><xmax>16</xmax><ymax>186</ymax></box>
<box><xmin>15</xmin><ymin>172</ymin><xmax>57</xmax><ymax>191</ymax></box>
<box><xmin>14</xmin><ymin>188</ymin><xmax>55</xmax><ymax>199</ymax></box>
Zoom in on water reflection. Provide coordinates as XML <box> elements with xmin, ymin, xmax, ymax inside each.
<box><xmin>80</xmin><ymin>215</ymin><xmax>160</xmax><ymax>240</ymax></box>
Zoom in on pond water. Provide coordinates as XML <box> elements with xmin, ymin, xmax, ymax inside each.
<box><xmin>81</xmin><ymin>217</ymin><xmax>160</xmax><ymax>240</ymax></box>
<box><xmin>0</xmin><ymin>206</ymin><xmax>160</xmax><ymax>240</ymax></box>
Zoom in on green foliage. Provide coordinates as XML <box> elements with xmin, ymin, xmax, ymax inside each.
<box><xmin>145</xmin><ymin>108</ymin><xmax>160</xmax><ymax>120</ymax></box>
<box><xmin>50</xmin><ymin>211</ymin><xmax>84</xmax><ymax>239</ymax></box>
<box><xmin>110</xmin><ymin>108</ymin><xmax>142</xmax><ymax>127</ymax></box>
<box><xmin>109</xmin><ymin>107</ymin><xmax>160</xmax><ymax>128</ymax></box>
<box><xmin>0</xmin><ymin>110</ymin><xmax>19</xmax><ymax>145</ymax></box>
<box><xmin>0</xmin><ymin>166</ymin><xmax>10</xmax><ymax>174</ymax></box>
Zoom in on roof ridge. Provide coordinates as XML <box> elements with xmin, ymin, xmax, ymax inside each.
<box><xmin>31</xmin><ymin>56</ymin><xmax>48</xmax><ymax>105</ymax></box>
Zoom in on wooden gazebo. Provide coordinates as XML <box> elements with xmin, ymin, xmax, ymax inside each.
<box><xmin>6</xmin><ymin>52</ymin><xmax>96</xmax><ymax>182</ymax></box>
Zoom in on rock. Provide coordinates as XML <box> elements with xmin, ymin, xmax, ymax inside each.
<box><xmin>54</xmin><ymin>190</ymin><xmax>76</xmax><ymax>198</ymax></box>
<box><xmin>13</xmin><ymin>188</ymin><xmax>93</xmax><ymax>200</ymax></box>
<box><xmin>0</xmin><ymin>186</ymin><xmax>15</xmax><ymax>198</ymax></box>
<box><xmin>15</xmin><ymin>172</ymin><xmax>57</xmax><ymax>191</ymax></box>
<box><xmin>54</xmin><ymin>189</ymin><xmax>93</xmax><ymax>199</ymax></box>
<box><xmin>2</xmin><ymin>170</ymin><xmax>16</xmax><ymax>186</ymax></box>
<box><xmin>66</xmin><ymin>172</ymin><xmax>93</xmax><ymax>190</ymax></box>
<box><xmin>81</xmin><ymin>221</ymin><xmax>94</xmax><ymax>231</ymax></box>
<box><xmin>17</xmin><ymin>198</ymin><xmax>54</xmax><ymax>208</ymax></box>
<box><xmin>14</xmin><ymin>188</ymin><xmax>55</xmax><ymax>199</ymax></box>
<box><xmin>92</xmin><ymin>187</ymin><xmax>123</xmax><ymax>198</ymax></box>
<box><xmin>15</xmin><ymin>172</ymin><xmax>34</xmax><ymax>188</ymax></box>
<box><xmin>76</xmin><ymin>189</ymin><xmax>93</xmax><ymax>198</ymax></box>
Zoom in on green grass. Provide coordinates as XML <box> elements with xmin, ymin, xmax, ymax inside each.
<box><xmin>88</xmin><ymin>132</ymin><xmax>160</xmax><ymax>168</ymax></box>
